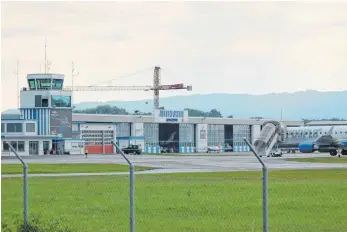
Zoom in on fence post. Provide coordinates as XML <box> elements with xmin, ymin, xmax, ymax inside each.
<box><xmin>111</xmin><ymin>141</ymin><xmax>135</xmax><ymax>232</ymax></box>
<box><xmin>7</xmin><ymin>142</ymin><xmax>29</xmax><ymax>232</ymax></box>
<box><xmin>243</xmin><ymin>138</ymin><xmax>268</xmax><ymax>232</ymax></box>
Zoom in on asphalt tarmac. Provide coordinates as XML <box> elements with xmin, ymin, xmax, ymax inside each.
<box><xmin>2</xmin><ymin>152</ymin><xmax>347</xmax><ymax>178</ymax></box>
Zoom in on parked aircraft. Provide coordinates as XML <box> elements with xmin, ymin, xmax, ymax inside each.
<box><xmin>278</xmin><ymin>125</ymin><xmax>347</xmax><ymax>156</ymax></box>
<box><xmin>160</xmin><ymin>132</ymin><xmax>177</xmax><ymax>153</ymax></box>
<box><xmin>206</xmin><ymin>144</ymin><xmax>222</xmax><ymax>153</ymax></box>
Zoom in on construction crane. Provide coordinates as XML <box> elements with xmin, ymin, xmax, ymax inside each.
<box><xmin>64</xmin><ymin>66</ymin><xmax>192</xmax><ymax>110</ymax></box>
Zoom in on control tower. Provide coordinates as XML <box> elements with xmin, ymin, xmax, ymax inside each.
<box><xmin>20</xmin><ymin>73</ymin><xmax>72</xmax><ymax>138</ymax></box>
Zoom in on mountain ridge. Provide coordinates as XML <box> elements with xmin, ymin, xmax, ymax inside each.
<box><xmin>2</xmin><ymin>90</ymin><xmax>346</xmax><ymax>120</ymax></box>
<box><xmin>73</xmin><ymin>90</ymin><xmax>347</xmax><ymax>120</ymax></box>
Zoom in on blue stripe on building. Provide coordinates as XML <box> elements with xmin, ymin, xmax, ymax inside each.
<box><xmin>21</xmin><ymin>108</ymin><xmax>51</xmax><ymax>135</ymax></box>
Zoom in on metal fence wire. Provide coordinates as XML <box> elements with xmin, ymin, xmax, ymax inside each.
<box><xmin>2</xmin><ymin>143</ymin><xmax>347</xmax><ymax>232</ymax></box>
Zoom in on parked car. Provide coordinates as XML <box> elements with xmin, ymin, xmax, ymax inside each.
<box><xmin>121</xmin><ymin>144</ymin><xmax>142</xmax><ymax>155</ymax></box>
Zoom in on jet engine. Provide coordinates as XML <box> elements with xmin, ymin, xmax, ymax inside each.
<box><xmin>298</xmin><ymin>143</ymin><xmax>314</xmax><ymax>153</ymax></box>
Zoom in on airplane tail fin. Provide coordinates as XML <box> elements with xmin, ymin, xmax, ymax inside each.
<box><xmin>168</xmin><ymin>132</ymin><xmax>176</xmax><ymax>142</ymax></box>
<box><xmin>327</xmin><ymin>126</ymin><xmax>335</xmax><ymax>136</ymax></box>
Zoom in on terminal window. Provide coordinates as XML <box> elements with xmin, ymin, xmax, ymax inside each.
<box><xmin>26</xmin><ymin>123</ymin><xmax>35</xmax><ymax>132</ymax></box>
<box><xmin>51</xmin><ymin>95</ymin><xmax>71</xmax><ymax>108</ymax></box>
<box><xmin>6</xmin><ymin>123</ymin><xmax>23</xmax><ymax>133</ymax></box>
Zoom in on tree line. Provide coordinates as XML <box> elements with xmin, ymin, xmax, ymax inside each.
<box><xmin>73</xmin><ymin>104</ymin><xmax>233</xmax><ymax>118</ymax></box>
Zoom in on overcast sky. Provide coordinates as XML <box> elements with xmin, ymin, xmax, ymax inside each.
<box><xmin>2</xmin><ymin>1</ymin><xmax>347</xmax><ymax>111</ymax></box>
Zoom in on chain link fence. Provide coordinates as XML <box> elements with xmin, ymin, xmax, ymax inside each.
<box><xmin>2</xmin><ymin>145</ymin><xmax>347</xmax><ymax>231</ymax></box>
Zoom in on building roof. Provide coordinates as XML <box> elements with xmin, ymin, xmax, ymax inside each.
<box><xmin>306</xmin><ymin>121</ymin><xmax>347</xmax><ymax>126</ymax></box>
<box><xmin>72</xmin><ymin>113</ymin><xmax>304</xmax><ymax>127</ymax></box>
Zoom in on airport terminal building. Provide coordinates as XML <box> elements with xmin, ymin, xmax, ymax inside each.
<box><xmin>1</xmin><ymin>73</ymin><xmax>304</xmax><ymax>156</ymax></box>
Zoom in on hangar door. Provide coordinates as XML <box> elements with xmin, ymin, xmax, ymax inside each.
<box><xmin>179</xmin><ymin>123</ymin><xmax>195</xmax><ymax>153</ymax></box>
<box><xmin>233</xmin><ymin>125</ymin><xmax>251</xmax><ymax>152</ymax></box>
<box><xmin>144</xmin><ymin>123</ymin><xmax>159</xmax><ymax>153</ymax></box>
<box><xmin>208</xmin><ymin>124</ymin><xmax>225</xmax><ymax>150</ymax></box>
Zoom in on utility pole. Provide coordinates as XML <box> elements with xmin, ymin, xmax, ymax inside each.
<box><xmin>14</xmin><ymin>60</ymin><xmax>20</xmax><ymax>108</ymax></box>
<box><xmin>71</xmin><ymin>62</ymin><xmax>79</xmax><ymax>105</ymax></box>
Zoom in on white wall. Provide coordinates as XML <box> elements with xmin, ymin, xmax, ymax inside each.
<box><xmin>1</xmin><ymin>139</ymin><xmax>52</xmax><ymax>156</ymax></box>
<box><xmin>252</xmin><ymin>125</ymin><xmax>261</xmax><ymax>143</ymax></box>
<box><xmin>118</xmin><ymin>139</ymin><xmax>129</xmax><ymax>149</ymax></box>
<box><xmin>131</xmin><ymin>122</ymin><xmax>144</xmax><ymax>137</ymax></box>
<box><xmin>79</xmin><ymin>123</ymin><xmax>115</xmax><ymax>131</ymax></box>
<box><xmin>20</xmin><ymin>89</ymin><xmax>71</xmax><ymax>108</ymax></box>
<box><xmin>196</xmin><ymin>124</ymin><xmax>208</xmax><ymax>152</ymax></box>
<box><xmin>2</xmin><ymin>120</ymin><xmax>38</xmax><ymax>136</ymax></box>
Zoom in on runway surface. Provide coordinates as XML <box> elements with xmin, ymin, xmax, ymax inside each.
<box><xmin>2</xmin><ymin>152</ymin><xmax>347</xmax><ymax>178</ymax></box>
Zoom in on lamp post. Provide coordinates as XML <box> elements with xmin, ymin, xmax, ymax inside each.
<box><xmin>134</xmin><ymin>110</ymin><xmax>139</xmax><ymax>145</ymax></box>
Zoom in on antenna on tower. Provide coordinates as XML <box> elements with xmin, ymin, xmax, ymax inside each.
<box><xmin>14</xmin><ymin>60</ymin><xmax>20</xmax><ymax>108</ymax></box>
<box><xmin>72</xmin><ymin>61</ymin><xmax>79</xmax><ymax>105</ymax></box>
<box><xmin>44</xmin><ymin>37</ymin><xmax>51</xmax><ymax>73</ymax></box>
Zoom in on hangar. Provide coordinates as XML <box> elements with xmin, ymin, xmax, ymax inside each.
<box><xmin>71</xmin><ymin>113</ymin><xmax>303</xmax><ymax>154</ymax></box>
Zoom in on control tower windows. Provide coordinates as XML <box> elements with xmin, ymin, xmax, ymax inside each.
<box><xmin>52</xmin><ymin>79</ymin><xmax>63</xmax><ymax>90</ymax></box>
<box><xmin>28</xmin><ymin>79</ymin><xmax>36</xmax><ymax>90</ymax></box>
<box><xmin>36</xmin><ymin>79</ymin><xmax>51</xmax><ymax>89</ymax></box>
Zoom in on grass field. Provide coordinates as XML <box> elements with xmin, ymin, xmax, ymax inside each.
<box><xmin>287</xmin><ymin>157</ymin><xmax>347</xmax><ymax>163</ymax></box>
<box><xmin>1</xmin><ymin>163</ymin><xmax>153</xmax><ymax>174</ymax></box>
<box><xmin>2</xmin><ymin>169</ymin><xmax>347</xmax><ymax>232</ymax></box>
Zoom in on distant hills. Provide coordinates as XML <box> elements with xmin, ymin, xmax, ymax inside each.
<box><xmin>2</xmin><ymin>90</ymin><xmax>346</xmax><ymax>120</ymax></box>
<box><xmin>72</xmin><ymin>90</ymin><xmax>347</xmax><ymax>120</ymax></box>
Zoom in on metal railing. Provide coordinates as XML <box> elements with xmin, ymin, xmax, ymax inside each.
<box><xmin>7</xmin><ymin>142</ymin><xmax>29</xmax><ymax>232</ymax></box>
<box><xmin>111</xmin><ymin>141</ymin><xmax>135</xmax><ymax>232</ymax></box>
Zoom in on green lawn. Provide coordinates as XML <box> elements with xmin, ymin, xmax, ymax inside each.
<box><xmin>2</xmin><ymin>169</ymin><xmax>347</xmax><ymax>232</ymax></box>
<box><xmin>287</xmin><ymin>157</ymin><xmax>347</xmax><ymax>163</ymax></box>
<box><xmin>1</xmin><ymin>163</ymin><xmax>153</xmax><ymax>174</ymax></box>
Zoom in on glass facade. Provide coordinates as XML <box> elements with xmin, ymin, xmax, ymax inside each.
<box><xmin>51</xmin><ymin>95</ymin><xmax>71</xmax><ymax>108</ymax></box>
<box><xmin>144</xmin><ymin>123</ymin><xmax>159</xmax><ymax>147</ymax></box>
<box><xmin>179</xmin><ymin>124</ymin><xmax>195</xmax><ymax>147</ymax></box>
<box><xmin>116</xmin><ymin>123</ymin><xmax>130</xmax><ymax>137</ymax></box>
<box><xmin>207</xmin><ymin>124</ymin><xmax>225</xmax><ymax>147</ymax></box>
<box><xmin>233</xmin><ymin>125</ymin><xmax>252</xmax><ymax>149</ymax></box>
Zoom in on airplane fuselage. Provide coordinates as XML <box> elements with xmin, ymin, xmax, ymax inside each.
<box><xmin>279</xmin><ymin>125</ymin><xmax>347</xmax><ymax>156</ymax></box>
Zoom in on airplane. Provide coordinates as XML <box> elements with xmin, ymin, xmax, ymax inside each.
<box><xmin>206</xmin><ymin>143</ymin><xmax>222</xmax><ymax>153</ymax></box>
<box><xmin>276</xmin><ymin>125</ymin><xmax>347</xmax><ymax>156</ymax></box>
<box><xmin>160</xmin><ymin>132</ymin><xmax>177</xmax><ymax>153</ymax></box>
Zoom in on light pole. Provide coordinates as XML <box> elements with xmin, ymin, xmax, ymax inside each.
<box><xmin>134</xmin><ymin>110</ymin><xmax>139</xmax><ymax>145</ymax></box>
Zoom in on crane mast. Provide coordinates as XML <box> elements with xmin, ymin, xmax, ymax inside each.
<box><xmin>64</xmin><ymin>66</ymin><xmax>192</xmax><ymax>110</ymax></box>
